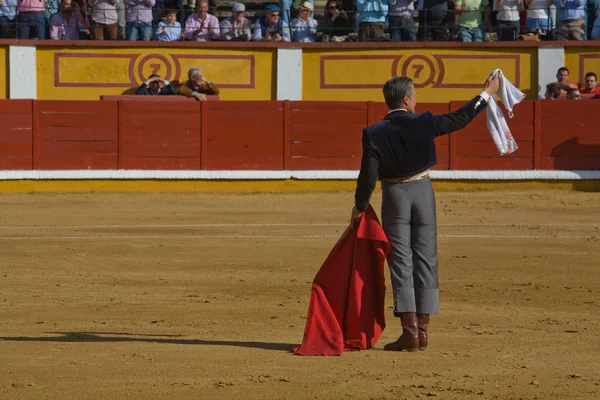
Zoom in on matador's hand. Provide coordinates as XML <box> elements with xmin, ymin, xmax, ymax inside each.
<box><xmin>350</xmin><ymin>206</ymin><xmax>364</xmax><ymax>230</ymax></box>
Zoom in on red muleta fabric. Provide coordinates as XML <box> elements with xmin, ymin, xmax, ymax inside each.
<box><xmin>293</xmin><ymin>205</ymin><xmax>390</xmax><ymax>356</ymax></box>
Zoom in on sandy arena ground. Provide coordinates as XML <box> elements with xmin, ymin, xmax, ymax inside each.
<box><xmin>0</xmin><ymin>188</ymin><xmax>599</xmax><ymax>400</ymax></box>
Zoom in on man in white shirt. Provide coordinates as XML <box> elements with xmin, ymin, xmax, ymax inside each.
<box><xmin>220</xmin><ymin>2</ymin><xmax>251</xmax><ymax>41</ymax></box>
<box><xmin>290</xmin><ymin>1</ymin><xmax>318</xmax><ymax>41</ymax></box>
<box><xmin>493</xmin><ymin>0</ymin><xmax>523</xmax><ymax>40</ymax></box>
<box><xmin>524</xmin><ymin>0</ymin><xmax>552</xmax><ymax>32</ymax></box>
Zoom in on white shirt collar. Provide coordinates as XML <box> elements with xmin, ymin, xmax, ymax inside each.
<box><xmin>387</xmin><ymin>108</ymin><xmax>408</xmax><ymax>114</ymax></box>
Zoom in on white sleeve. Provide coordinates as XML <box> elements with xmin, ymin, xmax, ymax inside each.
<box><xmin>479</xmin><ymin>91</ymin><xmax>491</xmax><ymax>102</ymax></box>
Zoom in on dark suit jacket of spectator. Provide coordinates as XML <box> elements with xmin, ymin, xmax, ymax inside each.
<box><xmin>135</xmin><ymin>83</ymin><xmax>178</xmax><ymax>95</ymax></box>
<box><xmin>176</xmin><ymin>80</ymin><xmax>220</xmax><ymax>98</ymax></box>
<box><xmin>320</xmin><ymin>12</ymin><xmax>353</xmax><ymax>36</ymax></box>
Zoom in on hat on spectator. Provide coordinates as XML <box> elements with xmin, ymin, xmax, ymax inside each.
<box><xmin>232</xmin><ymin>2</ymin><xmax>245</xmax><ymax>12</ymax></box>
<box><xmin>265</xmin><ymin>4</ymin><xmax>281</xmax><ymax>11</ymax></box>
<box><xmin>300</xmin><ymin>1</ymin><xmax>313</xmax><ymax>11</ymax></box>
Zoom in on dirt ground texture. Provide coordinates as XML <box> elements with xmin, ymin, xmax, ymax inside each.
<box><xmin>0</xmin><ymin>188</ymin><xmax>599</xmax><ymax>400</ymax></box>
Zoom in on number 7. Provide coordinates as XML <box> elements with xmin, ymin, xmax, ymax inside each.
<box><xmin>149</xmin><ymin>63</ymin><xmax>161</xmax><ymax>76</ymax></box>
<box><xmin>412</xmin><ymin>64</ymin><xmax>424</xmax><ymax>79</ymax></box>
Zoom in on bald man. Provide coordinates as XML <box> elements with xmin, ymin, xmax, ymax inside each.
<box><xmin>177</xmin><ymin>67</ymin><xmax>220</xmax><ymax>101</ymax></box>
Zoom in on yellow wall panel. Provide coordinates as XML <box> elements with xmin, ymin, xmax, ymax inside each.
<box><xmin>565</xmin><ymin>47</ymin><xmax>600</xmax><ymax>86</ymax></box>
<box><xmin>36</xmin><ymin>47</ymin><xmax>275</xmax><ymax>100</ymax></box>
<box><xmin>303</xmin><ymin>48</ymin><xmax>537</xmax><ymax>102</ymax></box>
<box><xmin>0</xmin><ymin>46</ymin><xmax>7</xmax><ymax>99</ymax></box>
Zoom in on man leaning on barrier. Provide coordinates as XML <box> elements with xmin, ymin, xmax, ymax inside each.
<box><xmin>176</xmin><ymin>67</ymin><xmax>220</xmax><ymax>101</ymax></box>
<box><xmin>136</xmin><ymin>74</ymin><xmax>177</xmax><ymax>95</ymax></box>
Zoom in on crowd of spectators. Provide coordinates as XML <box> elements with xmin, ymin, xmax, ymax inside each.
<box><xmin>1</xmin><ymin>0</ymin><xmax>600</xmax><ymax>42</ymax></box>
<box><xmin>545</xmin><ymin>66</ymin><xmax>600</xmax><ymax>99</ymax></box>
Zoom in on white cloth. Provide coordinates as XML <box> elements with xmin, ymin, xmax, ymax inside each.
<box><xmin>485</xmin><ymin>69</ymin><xmax>525</xmax><ymax>155</ymax></box>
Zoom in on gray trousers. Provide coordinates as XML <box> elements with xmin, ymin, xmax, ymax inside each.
<box><xmin>381</xmin><ymin>178</ymin><xmax>439</xmax><ymax>315</ymax></box>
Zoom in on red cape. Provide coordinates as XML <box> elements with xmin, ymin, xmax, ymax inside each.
<box><xmin>293</xmin><ymin>206</ymin><xmax>390</xmax><ymax>356</ymax></box>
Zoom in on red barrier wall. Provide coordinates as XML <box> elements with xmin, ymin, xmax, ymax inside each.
<box><xmin>36</xmin><ymin>101</ymin><xmax>119</xmax><ymax>170</ymax></box>
<box><xmin>539</xmin><ymin>101</ymin><xmax>600</xmax><ymax>170</ymax></box>
<box><xmin>288</xmin><ymin>102</ymin><xmax>366</xmax><ymax>170</ymax></box>
<box><xmin>0</xmin><ymin>99</ymin><xmax>598</xmax><ymax>171</ymax></box>
<box><xmin>206</xmin><ymin>101</ymin><xmax>284</xmax><ymax>170</ymax></box>
<box><xmin>0</xmin><ymin>100</ymin><xmax>33</xmax><ymax>170</ymax></box>
<box><xmin>450</xmin><ymin>100</ymin><xmax>535</xmax><ymax>170</ymax></box>
<box><xmin>120</xmin><ymin>101</ymin><xmax>201</xmax><ymax>170</ymax></box>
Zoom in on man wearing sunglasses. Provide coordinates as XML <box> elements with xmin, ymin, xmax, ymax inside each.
<box><xmin>290</xmin><ymin>1</ymin><xmax>318</xmax><ymax>41</ymax></box>
<box><xmin>254</xmin><ymin>3</ymin><xmax>291</xmax><ymax>41</ymax></box>
<box><xmin>566</xmin><ymin>88</ymin><xmax>582</xmax><ymax>100</ymax></box>
<box><xmin>319</xmin><ymin>0</ymin><xmax>352</xmax><ymax>39</ymax></box>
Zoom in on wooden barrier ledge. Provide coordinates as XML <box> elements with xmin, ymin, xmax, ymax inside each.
<box><xmin>2</xmin><ymin>39</ymin><xmax>600</xmax><ymax>48</ymax></box>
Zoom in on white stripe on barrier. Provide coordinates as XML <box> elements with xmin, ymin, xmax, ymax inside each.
<box><xmin>0</xmin><ymin>234</ymin><xmax>591</xmax><ymax>240</ymax></box>
<box><xmin>0</xmin><ymin>170</ymin><xmax>599</xmax><ymax>180</ymax></box>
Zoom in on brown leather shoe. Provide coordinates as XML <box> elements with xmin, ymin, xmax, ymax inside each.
<box><xmin>384</xmin><ymin>312</ymin><xmax>419</xmax><ymax>352</ymax></box>
<box><xmin>417</xmin><ymin>314</ymin><xmax>430</xmax><ymax>351</ymax></box>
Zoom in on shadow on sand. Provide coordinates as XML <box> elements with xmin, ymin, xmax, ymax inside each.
<box><xmin>0</xmin><ymin>331</ymin><xmax>297</xmax><ymax>352</ymax></box>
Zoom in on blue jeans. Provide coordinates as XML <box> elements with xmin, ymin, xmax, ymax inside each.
<box><xmin>126</xmin><ymin>21</ymin><xmax>152</xmax><ymax>41</ymax></box>
<box><xmin>17</xmin><ymin>12</ymin><xmax>46</xmax><ymax>39</ymax></box>
<box><xmin>457</xmin><ymin>26</ymin><xmax>484</xmax><ymax>42</ymax></box>
<box><xmin>420</xmin><ymin>3</ymin><xmax>449</xmax><ymax>41</ymax></box>
<box><xmin>388</xmin><ymin>15</ymin><xmax>417</xmax><ymax>41</ymax></box>
<box><xmin>525</xmin><ymin>17</ymin><xmax>549</xmax><ymax>32</ymax></box>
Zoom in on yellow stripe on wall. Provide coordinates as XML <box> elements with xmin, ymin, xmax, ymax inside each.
<box><xmin>0</xmin><ymin>180</ymin><xmax>598</xmax><ymax>193</ymax></box>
